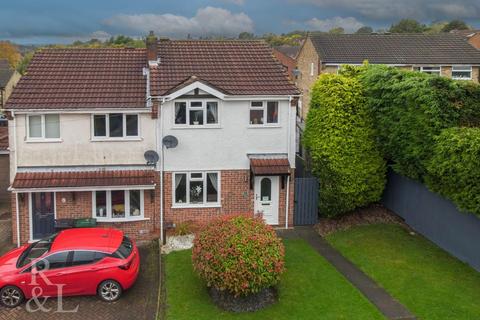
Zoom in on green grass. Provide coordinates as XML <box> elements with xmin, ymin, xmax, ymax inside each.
<box><xmin>327</xmin><ymin>224</ymin><xmax>480</xmax><ymax>320</ymax></box>
<box><xmin>164</xmin><ymin>239</ymin><xmax>384</xmax><ymax>320</ymax></box>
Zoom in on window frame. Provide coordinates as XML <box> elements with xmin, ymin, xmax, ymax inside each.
<box><xmin>419</xmin><ymin>66</ymin><xmax>441</xmax><ymax>76</ymax></box>
<box><xmin>249</xmin><ymin>101</ymin><xmax>280</xmax><ymax>127</ymax></box>
<box><xmin>92</xmin><ymin>189</ymin><xmax>145</xmax><ymax>222</ymax></box>
<box><xmin>172</xmin><ymin>171</ymin><xmax>221</xmax><ymax>208</ymax></box>
<box><xmin>91</xmin><ymin>113</ymin><xmax>141</xmax><ymax>141</ymax></box>
<box><xmin>173</xmin><ymin>99</ymin><xmax>221</xmax><ymax>128</ymax></box>
<box><xmin>452</xmin><ymin>65</ymin><xmax>472</xmax><ymax>80</ymax></box>
<box><xmin>26</xmin><ymin>114</ymin><xmax>61</xmax><ymax>142</ymax></box>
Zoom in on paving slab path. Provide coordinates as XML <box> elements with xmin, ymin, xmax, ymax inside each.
<box><xmin>278</xmin><ymin>226</ymin><xmax>416</xmax><ymax>320</ymax></box>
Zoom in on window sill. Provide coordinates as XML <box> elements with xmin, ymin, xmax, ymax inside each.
<box><xmin>452</xmin><ymin>78</ymin><xmax>472</xmax><ymax>81</ymax></box>
<box><xmin>171</xmin><ymin>125</ymin><xmax>222</xmax><ymax>130</ymax></box>
<box><xmin>91</xmin><ymin>137</ymin><xmax>143</xmax><ymax>142</ymax></box>
<box><xmin>26</xmin><ymin>138</ymin><xmax>63</xmax><ymax>143</ymax></box>
<box><xmin>172</xmin><ymin>203</ymin><xmax>221</xmax><ymax>209</ymax></box>
<box><xmin>247</xmin><ymin>125</ymin><xmax>281</xmax><ymax>129</ymax></box>
<box><xmin>96</xmin><ymin>217</ymin><xmax>150</xmax><ymax>223</ymax></box>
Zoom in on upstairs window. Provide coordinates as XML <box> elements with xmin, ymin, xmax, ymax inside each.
<box><xmin>27</xmin><ymin>114</ymin><xmax>60</xmax><ymax>140</ymax></box>
<box><xmin>174</xmin><ymin>101</ymin><xmax>219</xmax><ymax>126</ymax></box>
<box><xmin>93</xmin><ymin>114</ymin><xmax>139</xmax><ymax>139</ymax></box>
<box><xmin>249</xmin><ymin>101</ymin><xmax>279</xmax><ymax>126</ymax></box>
<box><xmin>452</xmin><ymin>66</ymin><xmax>472</xmax><ymax>80</ymax></box>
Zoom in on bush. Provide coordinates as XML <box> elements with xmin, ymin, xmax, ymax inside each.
<box><xmin>425</xmin><ymin>127</ymin><xmax>480</xmax><ymax>215</ymax></box>
<box><xmin>359</xmin><ymin>65</ymin><xmax>480</xmax><ymax>181</ymax></box>
<box><xmin>192</xmin><ymin>215</ymin><xmax>285</xmax><ymax>297</ymax></box>
<box><xmin>303</xmin><ymin>74</ymin><xmax>386</xmax><ymax>217</ymax></box>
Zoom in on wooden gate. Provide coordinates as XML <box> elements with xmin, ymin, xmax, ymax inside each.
<box><xmin>294</xmin><ymin>178</ymin><xmax>319</xmax><ymax>225</ymax></box>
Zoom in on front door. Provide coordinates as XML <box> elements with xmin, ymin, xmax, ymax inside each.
<box><xmin>31</xmin><ymin>192</ymin><xmax>55</xmax><ymax>240</ymax></box>
<box><xmin>254</xmin><ymin>176</ymin><xmax>279</xmax><ymax>225</ymax></box>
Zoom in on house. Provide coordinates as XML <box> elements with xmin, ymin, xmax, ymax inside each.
<box><xmin>0</xmin><ymin>59</ymin><xmax>21</xmax><ymax>111</ymax></box>
<box><xmin>5</xmin><ymin>33</ymin><xmax>299</xmax><ymax>246</ymax></box>
<box><xmin>296</xmin><ymin>33</ymin><xmax>480</xmax><ymax>120</ymax></box>
<box><xmin>451</xmin><ymin>29</ymin><xmax>480</xmax><ymax>50</ymax></box>
<box><xmin>272</xmin><ymin>45</ymin><xmax>301</xmax><ymax>80</ymax></box>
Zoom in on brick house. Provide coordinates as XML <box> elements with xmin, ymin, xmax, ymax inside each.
<box><xmin>0</xmin><ymin>121</ymin><xmax>8</xmax><ymax>206</ymax></box>
<box><xmin>5</xmin><ymin>33</ymin><xmax>299</xmax><ymax>246</ymax></box>
<box><xmin>272</xmin><ymin>45</ymin><xmax>301</xmax><ymax>80</ymax></box>
<box><xmin>452</xmin><ymin>30</ymin><xmax>480</xmax><ymax>50</ymax></box>
<box><xmin>296</xmin><ymin>33</ymin><xmax>480</xmax><ymax>120</ymax></box>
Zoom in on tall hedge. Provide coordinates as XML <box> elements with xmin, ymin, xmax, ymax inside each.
<box><xmin>303</xmin><ymin>74</ymin><xmax>386</xmax><ymax>217</ymax></box>
<box><xmin>359</xmin><ymin>65</ymin><xmax>470</xmax><ymax>180</ymax></box>
<box><xmin>425</xmin><ymin>127</ymin><xmax>480</xmax><ymax>215</ymax></box>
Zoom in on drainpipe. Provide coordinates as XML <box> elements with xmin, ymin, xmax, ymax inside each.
<box><xmin>159</xmin><ymin>97</ymin><xmax>166</xmax><ymax>244</ymax></box>
<box><xmin>285</xmin><ymin>175</ymin><xmax>290</xmax><ymax>229</ymax></box>
<box><xmin>286</xmin><ymin>96</ymin><xmax>293</xmax><ymax>229</ymax></box>
<box><xmin>15</xmin><ymin>193</ymin><xmax>20</xmax><ymax>247</ymax></box>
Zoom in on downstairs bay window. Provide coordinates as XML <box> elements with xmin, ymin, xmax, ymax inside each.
<box><xmin>173</xmin><ymin>172</ymin><xmax>220</xmax><ymax>207</ymax></box>
<box><xmin>93</xmin><ymin>190</ymin><xmax>144</xmax><ymax>221</ymax></box>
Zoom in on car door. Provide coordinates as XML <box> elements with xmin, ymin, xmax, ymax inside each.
<box><xmin>61</xmin><ymin>251</ymin><xmax>107</xmax><ymax>295</ymax></box>
<box><xmin>24</xmin><ymin>251</ymin><xmax>73</xmax><ymax>297</ymax></box>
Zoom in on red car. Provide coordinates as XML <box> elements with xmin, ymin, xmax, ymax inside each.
<box><xmin>0</xmin><ymin>228</ymin><xmax>140</xmax><ymax>308</ymax></box>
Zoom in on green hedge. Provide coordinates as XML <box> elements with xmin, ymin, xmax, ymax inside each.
<box><xmin>425</xmin><ymin>127</ymin><xmax>480</xmax><ymax>215</ymax></box>
<box><xmin>303</xmin><ymin>74</ymin><xmax>386</xmax><ymax>217</ymax></box>
<box><xmin>359</xmin><ymin>65</ymin><xmax>477</xmax><ymax>181</ymax></box>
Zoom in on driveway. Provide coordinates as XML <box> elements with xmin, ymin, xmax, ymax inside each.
<box><xmin>0</xmin><ymin>242</ymin><xmax>160</xmax><ymax>320</ymax></box>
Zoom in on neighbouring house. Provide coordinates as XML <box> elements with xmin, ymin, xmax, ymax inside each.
<box><xmin>5</xmin><ymin>33</ymin><xmax>299</xmax><ymax>246</ymax></box>
<box><xmin>272</xmin><ymin>45</ymin><xmax>301</xmax><ymax>80</ymax></box>
<box><xmin>296</xmin><ymin>33</ymin><xmax>480</xmax><ymax>120</ymax></box>
<box><xmin>451</xmin><ymin>29</ymin><xmax>480</xmax><ymax>50</ymax></box>
<box><xmin>0</xmin><ymin>121</ymin><xmax>8</xmax><ymax>206</ymax></box>
<box><xmin>0</xmin><ymin>59</ymin><xmax>21</xmax><ymax>111</ymax></box>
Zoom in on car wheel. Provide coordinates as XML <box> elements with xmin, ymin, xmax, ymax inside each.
<box><xmin>97</xmin><ymin>280</ymin><xmax>122</xmax><ymax>302</ymax></box>
<box><xmin>0</xmin><ymin>286</ymin><xmax>24</xmax><ymax>308</ymax></box>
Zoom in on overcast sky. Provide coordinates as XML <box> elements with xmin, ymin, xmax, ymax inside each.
<box><xmin>1</xmin><ymin>0</ymin><xmax>479</xmax><ymax>44</ymax></box>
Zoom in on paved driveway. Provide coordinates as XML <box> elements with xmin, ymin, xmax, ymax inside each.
<box><xmin>0</xmin><ymin>242</ymin><xmax>160</xmax><ymax>320</ymax></box>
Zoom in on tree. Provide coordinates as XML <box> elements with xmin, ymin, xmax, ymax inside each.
<box><xmin>389</xmin><ymin>19</ymin><xmax>425</xmax><ymax>33</ymax></box>
<box><xmin>303</xmin><ymin>74</ymin><xmax>386</xmax><ymax>217</ymax></box>
<box><xmin>238</xmin><ymin>32</ymin><xmax>255</xmax><ymax>40</ymax></box>
<box><xmin>442</xmin><ymin>20</ymin><xmax>469</xmax><ymax>32</ymax></box>
<box><xmin>16</xmin><ymin>51</ymin><xmax>34</xmax><ymax>75</ymax></box>
<box><xmin>0</xmin><ymin>42</ymin><xmax>21</xmax><ymax>68</ymax></box>
<box><xmin>356</xmin><ymin>26</ymin><xmax>373</xmax><ymax>34</ymax></box>
<box><xmin>328</xmin><ymin>27</ymin><xmax>345</xmax><ymax>34</ymax></box>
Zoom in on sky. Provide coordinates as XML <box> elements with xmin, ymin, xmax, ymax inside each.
<box><xmin>1</xmin><ymin>0</ymin><xmax>479</xmax><ymax>45</ymax></box>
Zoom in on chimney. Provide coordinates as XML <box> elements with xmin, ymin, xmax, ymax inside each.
<box><xmin>146</xmin><ymin>31</ymin><xmax>158</xmax><ymax>66</ymax></box>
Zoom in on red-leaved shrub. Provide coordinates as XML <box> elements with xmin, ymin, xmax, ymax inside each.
<box><xmin>192</xmin><ymin>214</ymin><xmax>285</xmax><ymax>297</ymax></box>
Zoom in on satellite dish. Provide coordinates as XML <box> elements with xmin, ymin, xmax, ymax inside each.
<box><xmin>162</xmin><ymin>135</ymin><xmax>178</xmax><ymax>149</ymax></box>
<box><xmin>144</xmin><ymin>150</ymin><xmax>160</xmax><ymax>166</ymax></box>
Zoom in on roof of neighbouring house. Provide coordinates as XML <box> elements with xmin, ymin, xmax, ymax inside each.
<box><xmin>6</xmin><ymin>48</ymin><xmax>148</xmax><ymax>110</ymax></box>
<box><xmin>451</xmin><ymin>29</ymin><xmax>480</xmax><ymax>38</ymax></box>
<box><xmin>11</xmin><ymin>170</ymin><xmax>156</xmax><ymax>190</ymax></box>
<box><xmin>149</xmin><ymin>40</ymin><xmax>299</xmax><ymax>96</ymax></box>
<box><xmin>273</xmin><ymin>45</ymin><xmax>301</xmax><ymax>59</ymax></box>
<box><xmin>308</xmin><ymin>33</ymin><xmax>480</xmax><ymax>65</ymax></box>
<box><xmin>0</xmin><ymin>59</ymin><xmax>15</xmax><ymax>89</ymax></box>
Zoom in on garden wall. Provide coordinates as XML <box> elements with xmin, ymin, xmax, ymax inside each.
<box><xmin>382</xmin><ymin>170</ymin><xmax>480</xmax><ymax>272</ymax></box>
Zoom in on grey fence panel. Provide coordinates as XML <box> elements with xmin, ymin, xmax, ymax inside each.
<box><xmin>382</xmin><ymin>171</ymin><xmax>480</xmax><ymax>272</ymax></box>
<box><xmin>294</xmin><ymin>178</ymin><xmax>319</xmax><ymax>225</ymax></box>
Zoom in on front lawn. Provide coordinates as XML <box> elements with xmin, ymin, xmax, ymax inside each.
<box><xmin>327</xmin><ymin>224</ymin><xmax>480</xmax><ymax>320</ymax></box>
<box><xmin>164</xmin><ymin>239</ymin><xmax>384</xmax><ymax>320</ymax></box>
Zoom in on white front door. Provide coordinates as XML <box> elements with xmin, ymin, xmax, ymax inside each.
<box><xmin>254</xmin><ymin>176</ymin><xmax>279</xmax><ymax>225</ymax></box>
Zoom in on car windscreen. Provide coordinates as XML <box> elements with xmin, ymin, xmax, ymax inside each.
<box><xmin>111</xmin><ymin>236</ymin><xmax>133</xmax><ymax>259</ymax></box>
<box><xmin>17</xmin><ymin>233</ymin><xmax>58</xmax><ymax>268</ymax></box>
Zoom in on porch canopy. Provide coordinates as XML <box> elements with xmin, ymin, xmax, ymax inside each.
<box><xmin>10</xmin><ymin>170</ymin><xmax>156</xmax><ymax>193</ymax></box>
<box><xmin>250</xmin><ymin>156</ymin><xmax>291</xmax><ymax>176</ymax></box>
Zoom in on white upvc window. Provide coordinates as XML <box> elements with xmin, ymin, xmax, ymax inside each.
<box><xmin>92</xmin><ymin>189</ymin><xmax>145</xmax><ymax>222</ymax></box>
<box><xmin>174</xmin><ymin>100</ymin><xmax>219</xmax><ymax>126</ymax></box>
<box><xmin>92</xmin><ymin>113</ymin><xmax>139</xmax><ymax>140</ymax></box>
<box><xmin>452</xmin><ymin>66</ymin><xmax>472</xmax><ymax>80</ymax></box>
<box><xmin>419</xmin><ymin>66</ymin><xmax>441</xmax><ymax>76</ymax></box>
<box><xmin>310</xmin><ymin>62</ymin><xmax>314</xmax><ymax>76</ymax></box>
<box><xmin>27</xmin><ymin>114</ymin><xmax>60</xmax><ymax>141</ymax></box>
<box><xmin>173</xmin><ymin>171</ymin><xmax>220</xmax><ymax>207</ymax></box>
<box><xmin>249</xmin><ymin>101</ymin><xmax>279</xmax><ymax>126</ymax></box>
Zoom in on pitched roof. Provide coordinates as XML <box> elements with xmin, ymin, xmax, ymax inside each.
<box><xmin>0</xmin><ymin>59</ymin><xmax>14</xmax><ymax>89</ymax></box>
<box><xmin>250</xmin><ymin>157</ymin><xmax>291</xmax><ymax>175</ymax></box>
<box><xmin>273</xmin><ymin>45</ymin><xmax>301</xmax><ymax>59</ymax></box>
<box><xmin>309</xmin><ymin>33</ymin><xmax>480</xmax><ymax>65</ymax></box>
<box><xmin>6</xmin><ymin>48</ymin><xmax>147</xmax><ymax>110</ymax></box>
<box><xmin>150</xmin><ymin>40</ymin><xmax>299</xmax><ymax>96</ymax></box>
<box><xmin>451</xmin><ymin>29</ymin><xmax>480</xmax><ymax>38</ymax></box>
<box><xmin>11</xmin><ymin>170</ymin><xmax>156</xmax><ymax>190</ymax></box>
